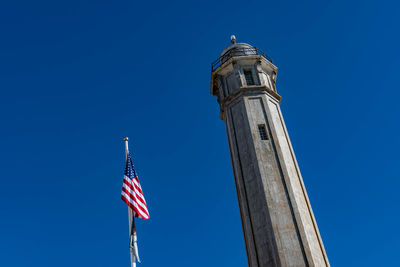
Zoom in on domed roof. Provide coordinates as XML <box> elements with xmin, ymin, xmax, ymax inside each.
<box><xmin>220</xmin><ymin>42</ymin><xmax>255</xmax><ymax>57</ymax></box>
<box><xmin>210</xmin><ymin>36</ymin><xmax>273</xmax><ymax>73</ymax></box>
<box><xmin>219</xmin><ymin>36</ymin><xmax>256</xmax><ymax>65</ymax></box>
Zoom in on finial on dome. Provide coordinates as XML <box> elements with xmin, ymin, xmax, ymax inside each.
<box><xmin>230</xmin><ymin>35</ymin><xmax>237</xmax><ymax>44</ymax></box>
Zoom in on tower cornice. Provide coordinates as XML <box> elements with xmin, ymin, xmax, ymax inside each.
<box><xmin>219</xmin><ymin>85</ymin><xmax>281</xmax><ymax>120</ymax></box>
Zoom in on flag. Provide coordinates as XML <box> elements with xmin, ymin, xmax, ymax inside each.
<box><xmin>121</xmin><ymin>153</ymin><xmax>149</xmax><ymax>220</ymax></box>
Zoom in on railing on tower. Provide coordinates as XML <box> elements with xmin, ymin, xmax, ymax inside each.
<box><xmin>211</xmin><ymin>46</ymin><xmax>273</xmax><ymax>73</ymax></box>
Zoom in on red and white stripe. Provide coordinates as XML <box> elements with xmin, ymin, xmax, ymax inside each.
<box><xmin>121</xmin><ymin>175</ymin><xmax>149</xmax><ymax>219</ymax></box>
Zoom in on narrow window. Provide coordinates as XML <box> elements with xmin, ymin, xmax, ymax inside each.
<box><xmin>244</xmin><ymin>69</ymin><xmax>255</xmax><ymax>85</ymax></box>
<box><xmin>258</xmin><ymin>124</ymin><xmax>268</xmax><ymax>140</ymax></box>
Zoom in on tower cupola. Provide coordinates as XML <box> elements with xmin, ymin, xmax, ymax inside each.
<box><xmin>211</xmin><ymin>37</ymin><xmax>279</xmax><ymax>120</ymax></box>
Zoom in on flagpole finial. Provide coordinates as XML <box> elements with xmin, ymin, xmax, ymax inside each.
<box><xmin>124</xmin><ymin>137</ymin><xmax>129</xmax><ymax>141</ymax></box>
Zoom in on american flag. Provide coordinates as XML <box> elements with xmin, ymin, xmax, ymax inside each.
<box><xmin>121</xmin><ymin>153</ymin><xmax>149</xmax><ymax>220</ymax></box>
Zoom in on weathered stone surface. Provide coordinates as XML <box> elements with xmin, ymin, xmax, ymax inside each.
<box><xmin>211</xmin><ymin>43</ymin><xmax>329</xmax><ymax>267</ymax></box>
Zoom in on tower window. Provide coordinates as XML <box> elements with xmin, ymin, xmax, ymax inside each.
<box><xmin>244</xmin><ymin>70</ymin><xmax>255</xmax><ymax>85</ymax></box>
<box><xmin>258</xmin><ymin>124</ymin><xmax>268</xmax><ymax>140</ymax></box>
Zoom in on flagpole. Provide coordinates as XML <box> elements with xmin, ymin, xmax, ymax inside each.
<box><xmin>124</xmin><ymin>137</ymin><xmax>136</xmax><ymax>267</ymax></box>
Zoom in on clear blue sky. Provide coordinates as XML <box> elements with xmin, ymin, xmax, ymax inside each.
<box><xmin>0</xmin><ymin>0</ymin><xmax>399</xmax><ymax>266</ymax></box>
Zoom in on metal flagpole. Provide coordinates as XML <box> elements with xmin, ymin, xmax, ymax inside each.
<box><xmin>124</xmin><ymin>137</ymin><xmax>136</xmax><ymax>267</ymax></box>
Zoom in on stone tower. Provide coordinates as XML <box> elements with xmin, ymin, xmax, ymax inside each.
<box><xmin>210</xmin><ymin>37</ymin><xmax>329</xmax><ymax>267</ymax></box>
